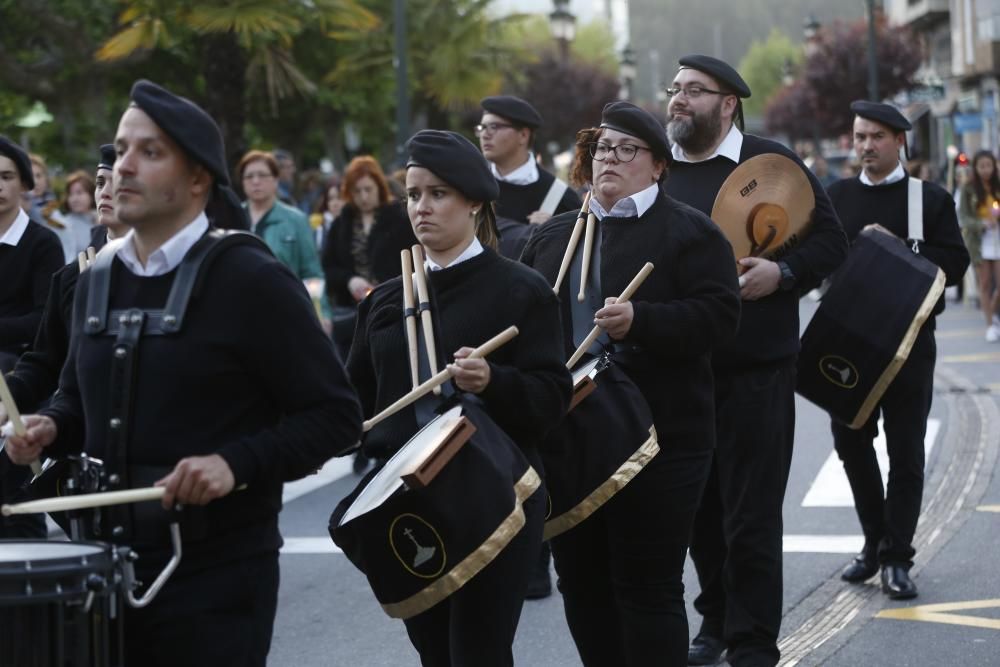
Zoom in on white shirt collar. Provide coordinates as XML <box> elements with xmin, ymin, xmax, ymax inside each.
<box><xmin>489</xmin><ymin>153</ymin><xmax>539</xmax><ymax>185</ymax></box>
<box><xmin>671</xmin><ymin>123</ymin><xmax>743</xmax><ymax>164</ymax></box>
<box><xmin>117</xmin><ymin>212</ymin><xmax>209</xmax><ymax>277</ymax></box>
<box><xmin>859</xmin><ymin>162</ymin><xmax>906</xmax><ymax>187</ymax></box>
<box><xmin>589</xmin><ymin>183</ymin><xmax>660</xmax><ymax>220</ymax></box>
<box><xmin>0</xmin><ymin>208</ymin><xmax>30</xmax><ymax>247</ymax></box>
<box><xmin>425</xmin><ymin>237</ymin><xmax>484</xmax><ymax>271</ymax></box>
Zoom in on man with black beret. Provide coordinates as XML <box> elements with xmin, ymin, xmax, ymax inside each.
<box><xmin>477</xmin><ymin>95</ymin><xmax>581</xmax><ymax>259</ymax></box>
<box><xmin>824</xmin><ymin>101</ymin><xmax>968</xmax><ymax>600</ymax></box>
<box><xmin>0</xmin><ymin>135</ymin><xmax>64</xmax><ymax>538</ymax></box>
<box><xmin>661</xmin><ymin>55</ymin><xmax>848</xmax><ymax>667</ymax></box>
<box><xmin>6</xmin><ymin>81</ymin><xmax>362</xmax><ymax>666</ymax></box>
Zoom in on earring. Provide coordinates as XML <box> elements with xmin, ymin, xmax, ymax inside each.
<box><xmin>470</xmin><ymin>209</ymin><xmax>479</xmax><ymax>216</ymax></box>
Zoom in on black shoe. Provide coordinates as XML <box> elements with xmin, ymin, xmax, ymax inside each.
<box><xmin>881</xmin><ymin>564</ymin><xmax>918</xmax><ymax>599</ymax></box>
<box><xmin>840</xmin><ymin>552</ymin><xmax>879</xmax><ymax>582</ymax></box>
<box><xmin>688</xmin><ymin>634</ymin><xmax>725</xmax><ymax>666</ymax></box>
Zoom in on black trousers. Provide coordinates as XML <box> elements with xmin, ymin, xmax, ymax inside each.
<box><xmin>689</xmin><ymin>362</ymin><xmax>796</xmax><ymax>667</ymax></box>
<box><xmin>403</xmin><ymin>482</ymin><xmax>545</xmax><ymax>667</ymax></box>
<box><xmin>832</xmin><ymin>330</ymin><xmax>936</xmax><ymax>568</ymax></box>
<box><xmin>123</xmin><ymin>551</ymin><xmax>279</xmax><ymax>667</ymax></box>
<box><xmin>552</xmin><ymin>445</ymin><xmax>712</xmax><ymax>667</ymax></box>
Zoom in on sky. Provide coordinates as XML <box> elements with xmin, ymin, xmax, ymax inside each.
<box><xmin>490</xmin><ymin>0</ymin><xmax>600</xmax><ymax>22</ymax></box>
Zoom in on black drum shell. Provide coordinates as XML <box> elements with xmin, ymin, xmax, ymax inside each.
<box><xmin>329</xmin><ymin>397</ymin><xmax>537</xmax><ymax>618</ymax></box>
<box><xmin>541</xmin><ymin>361</ymin><xmax>658</xmax><ymax>537</ymax></box>
<box><xmin>0</xmin><ymin>539</ymin><xmax>115</xmax><ymax>605</ymax></box>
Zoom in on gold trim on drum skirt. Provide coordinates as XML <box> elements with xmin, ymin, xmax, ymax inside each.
<box><xmin>542</xmin><ymin>426</ymin><xmax>659</xmax><ymax>540</ymax></box>
<box><xmin>380</xmin><ymin>466</ymin><xmax>542</xmax><ymax>619</ymax></box>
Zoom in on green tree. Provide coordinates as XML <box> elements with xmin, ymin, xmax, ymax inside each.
<box><xmin>738</xmin><ymin>28</ymin><xmax>802</xmax><ymax>118</ymax></box>
<box><xmin>96</xmin><ymin>0</ymin><xmax>380</xmax><ymax>172</ymax></box>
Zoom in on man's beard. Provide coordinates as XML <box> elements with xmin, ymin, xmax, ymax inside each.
<box><xmin>667</xmin><ymin>101</ymin><xmax>723</xmax><ymax>156</ymax></box>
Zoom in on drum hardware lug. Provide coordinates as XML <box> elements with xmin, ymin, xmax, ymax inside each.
<box><xmin>123</xmin><ymin>522</ymin><xmax>183</xmax><ymax>609</ymax></box>
<box><xmin>82</xmin><ymin>590</ymin><xmax>95</xmax><ymax>613</ymax></box>
<box><xmin>112</xmin><ymin>525</ymin><xmax>124</xmax><ymax>537</ymax></box>
<box><xmin>108</xmin><ymin>474</ymin><xmax>121</xmax><ymax>485</ymax></box>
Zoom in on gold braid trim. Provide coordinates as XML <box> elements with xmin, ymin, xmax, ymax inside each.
<box><xmin>543</xmin><ymin>426</ymin><xmax>659</xmax><ymax>541</ymax></box>
<box><xmin>380</xmin><ymin>466</ymin><xmax>541</xmax><ymax>619</ymax></box>
<box><xmin>849</xmin><ymin>268</ymin><xmax>946</xmax><ymax>429</ymax></box>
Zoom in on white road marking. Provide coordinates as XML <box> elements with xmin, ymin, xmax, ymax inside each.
<box><xmin>802</xmin><ymin>419</ymin><xmax>940</xmax><ymax>508</ymax></box>
<box><xmin>282</xmin><ymin>457</ymin><xmax>356</xmax><ymax>504</ymax></box>
<box><xmin>782</xmin><ymin>534</ymin><xmax>864</xmax><ymax>554</ymax></box>
<box><xmin>281</xmin><ymin>537</ymin><xmax>343</xmax><ymax>554</ymax></box>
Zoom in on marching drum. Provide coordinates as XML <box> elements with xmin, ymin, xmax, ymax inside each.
<box><xmin>330</xmin><ymin>396</ymin><xmax>540</xmax><ymax>620</ymax></box>
<box><xmin>541</xmin><ymin>356</ymin><xmax>659</xmax><ymax>540</ymax></box>
<box><xmin>0</xmin><ymin>540</ymin><xmax>124</xmax><ymax>667</ymax></box>
<box><xmin>797</xmin><ymin>228</ymin><xmax>945</xmax><ymax>428</ymax></box>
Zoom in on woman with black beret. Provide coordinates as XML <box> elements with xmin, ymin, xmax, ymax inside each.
<box><xmin>344</xmin><ymin>129</ymin><xmax>571</xmax><ymax>666</ymax></box>
<box><xmin>520</xmin><ymin>101</ymin><xmax>741</xmax><ymax>666</ymax></box>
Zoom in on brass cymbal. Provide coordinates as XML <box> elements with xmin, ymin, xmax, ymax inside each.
<box><xmin>710</xmin><ymin>153</ymin><xmax>815</xmax><ymax>262</ymax></box>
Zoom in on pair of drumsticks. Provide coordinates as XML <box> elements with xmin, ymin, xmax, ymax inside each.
<box><xmin>360</xmin><ymin>249</ymin><xmax>519</xmax><ymax>433</ymax></box>
<box><xmin>550</xmin><ymin>193</ymin><xmax>655</xmax><ymax>369</ymax></box>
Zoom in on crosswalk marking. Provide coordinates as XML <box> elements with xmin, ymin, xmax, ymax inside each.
<box><xmin>281</xmin><ymin>537</ymin><xmax>343</xmax><ymax>554</ymax></box>
<box><xmin>801</xmin><ymin>419</ymin><xmax>940</xmax><ymax>508</ymax></box>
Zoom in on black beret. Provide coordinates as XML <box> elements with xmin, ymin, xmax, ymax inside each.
<box><xmin>599</xmin><ymin>101</ymin><xmax>671</xmax><ymax>162</ymax></box>
<box><xmin>406</xmin><ymin>130</ymin><xmax>499</xmax><ymax>202</ymax></box>
<box><xmin>678</xmin><ymin>54</ymin><xmax>751</xmax><ymax>98</ymax></box>
<box><xmin>0</xmin><ymin>135</ymin><xmax>34</xmax><ymax>191</ymax></box>
<box><xmin>129</xmin><ymin>80</ymin><xmax>230</xmax><ymax>187</ymax></box>
<box><xmin>98</xmin><ymin>144</ymin><xmax>115</xmax><ymax>171</ymax></box>
<box><xmin>480</xmin><ymin>95</ymin><xmax>543</xmax><ymax>129</ymax></box>
<box><xmin>850</xmin><ymin>100</ymin><xmax>912</xmax><ymax>132</ymax></box>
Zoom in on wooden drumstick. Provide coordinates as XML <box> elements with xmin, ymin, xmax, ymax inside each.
<box><xmin>577</xmin><ymin>212</ymin><xmax>597</xmax><ymax>303</ymax></box>
<box><xmin>0</xmin><ymin>372</ymin><xmax>42</xmax><ymax>476</ymax></box>
<box><xmin>77</xmin><ymin>251</ymin><xmax>88</xmax><ymax>273</ymax></box>
<box><xmin>1</xmin><ymin>486</ymin><xmax>166</xmax><ymax>516</ymax></box>
<box><xmin>553</xmin><ymin>191</ymin><xmax>591</xmax><ymax>295</ymax></box>
<box><xmin>401</xmin><ymin>249</ymin><xmax>420</xmax><ymax>389</ymax></box>
<box><xmin>363</xmin><ymin>326</ymin><xmax>519</xmax><ymax>432</ymax></box>
<box><xmin>86</xmin><ymin>246</ymin><xmax>97</xmax><ymax>263</ymax></box>
<box><xmin>411</xmin><ymin>245</ymin><xmax>442</xmax><ymax>395</ymax></box>
<box><xmin>567</xmin><ymin>262</ymin><xmax>654</xmax><ymax>369</ymax></box>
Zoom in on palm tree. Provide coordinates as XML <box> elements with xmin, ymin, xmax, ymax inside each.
<box><xmin>97</xmin><ymin>0</ymin><xmax>379</xmax><ymax>171</ymax></box>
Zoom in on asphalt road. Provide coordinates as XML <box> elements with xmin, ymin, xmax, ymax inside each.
<box><xmin>269</xmin><ymin>297</ymin><xmax>1000</xmax><ymax>666</ymax></box>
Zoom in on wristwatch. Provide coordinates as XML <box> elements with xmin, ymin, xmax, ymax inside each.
<box><xmin>777</xmin><ymin>261</ymin><xmax>796</xmax><ymax>291</ymax></box>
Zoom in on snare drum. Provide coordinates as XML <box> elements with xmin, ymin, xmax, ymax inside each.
<box><xmin>330</xmin><ymin>396</ymin><xmax>540</xmax><ymax>620</ymax></box>
<box><xmin>541</xmin><ymin>357</ymin><xmax>659</xmax><ymax>540</ymax></box>
<box><xmin>0</xmin><ymin>539</ymin><xmax>124</xmax><ymax>667</ymax></box>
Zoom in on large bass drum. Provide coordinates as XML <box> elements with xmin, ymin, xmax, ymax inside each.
<box><xmin>541</xmin><ymin>356</ymin><xmax>659</xmax><ymax>540</ymax></box>
<box><xmin>329</xmin><ymin>395</ymin><xmax>540</xmax><ymax>620</ymax></box>
<box><xmin>0</xmin><ymin>539</ymin><xmax>124</xmax><ymax>667</ymax></box>
<box><xmin>797</xmin><ymin>228</ymin><xmax>945</xmax><ymax>428</ymax></box>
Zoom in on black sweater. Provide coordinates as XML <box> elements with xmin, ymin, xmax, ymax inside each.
<box><xmin>321</xmin><ymin>201</ymin><xmax>417</xmax><ymax>306</ymax></box>
<box><xmin>664</xmin><ymin>133</ymin><xmax>848</xmax><ymax>371</ymax></box>
<box><xmin>826</xmin><ymin>173</ymin><xmax>970</xmax><ymax>318</ymax></box>
<box><xmin>4</xmin><ymin>262</ymin><xmax>78</xmax><ymax>412</ymax></box>
<box><xmin>521</xmin><ymin>192</ymin><xmax>741</xmax><ymax>450</ymax></box>
<box><xmin>0</xmin><ymin>219</ymin><xmax>64</xmax><ymax>358</ymax></box>
<box><xmin>495</xmin><ymin>168</ymin><xmax>582</xmax><ymax>223</ymax></box>
<box><xmin>347</xmin><ymin>247</ymin><xmax>572</xmax><ymax>460</ymax></box>
<box><xmin>42</xmin><ymin>242</ymin><xmax>362</xmax><ymax>570</ymax></box>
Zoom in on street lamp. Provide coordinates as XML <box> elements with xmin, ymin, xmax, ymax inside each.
<box><xmin>619</xmin><ymin>45</ymin><xmax>637</xmax><ymax>101</ymax></box>
<box><xmin>549</xmin><ymin>0</ymin><xmax>576</xmax><ymax>62</ymax></box>
<box><xmin>803</xmin><ymin>14</ymin><xmax>821</xmax><ymax>58</ymax></box>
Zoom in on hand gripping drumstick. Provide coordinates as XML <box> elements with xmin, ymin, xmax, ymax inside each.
<box><xmin>577</xmin><ymin>212</ymin><xmax>597</xmax><ymax>303</ymax></box>
<box><xmin>553</xmin><ymin>191</ymin><xmax>591</xmax><ymax>295</ymax></box>
<box><xmin>0</xmin><ymin>372</ymin><xmax>42</xmax><ymax>476</ymax></box>
<box><xmin>566</xmin><ymin>262</ymin><xmax>654</xmax><ymax>369</ymax></box>
<box><xmin>410</xmin><ymin>245</ymin><xmax>442</xmax><ymax>395</ymax></box>
<box><xmin>363</xmin><ymin>326</ymin><xmax>519</xmax><ymax>432</ymax></box>
<box><xmin>401</xmin><ymin>249</ymin><xmax>420</xmax><ymax>389</ymax></box>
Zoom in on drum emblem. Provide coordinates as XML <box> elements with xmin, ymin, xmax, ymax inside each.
<box><xmin>820</xmin><ymin>355</ymin><xmax>859</xmax><ymax>389</ymax></box>
<box><xmin>389</xmin><ymin>514</ymin><xmax>447</xmax><ymax>579</ymax></box>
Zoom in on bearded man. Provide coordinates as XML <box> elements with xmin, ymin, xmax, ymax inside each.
<box><xmin>662</xmin><ymin>55</ymin><xmax>848</xmax><ymax>667</ymax></box>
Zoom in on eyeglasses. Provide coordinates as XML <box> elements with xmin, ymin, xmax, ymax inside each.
<box><xmin>242</xmin><ymin>171</ymin><xmax>275</xmax><ymax>182</ymax></box>
<box><xmin>589</xmin><ymin>142</ymin><xmax>651</xmax><ymax>163</ymax></box>
<box><xmin>664</xmin><ymin>85</ymin><xmax>728</xmax><ymax>99</ymax></box>
<box><xmin>474</xmin><ymin>122</ymin><xmax>514</xmax><ymax>137</ymax></box>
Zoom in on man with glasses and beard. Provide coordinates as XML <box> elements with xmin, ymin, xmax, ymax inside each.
<box><xmin>662</xmin><ymin>55</ymin><xmax>847</xmax><ymax>667</ymax></box>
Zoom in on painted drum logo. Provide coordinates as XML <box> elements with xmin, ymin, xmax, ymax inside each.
<box><xmin>389</xmin><ymin>513</ymin><xmax>446</xmax><ymax>579</ymax></box>
<box><xmin>820</xmin><ymin>355</ymin><xmax>859</xmax><ymax>389</ymax></box>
